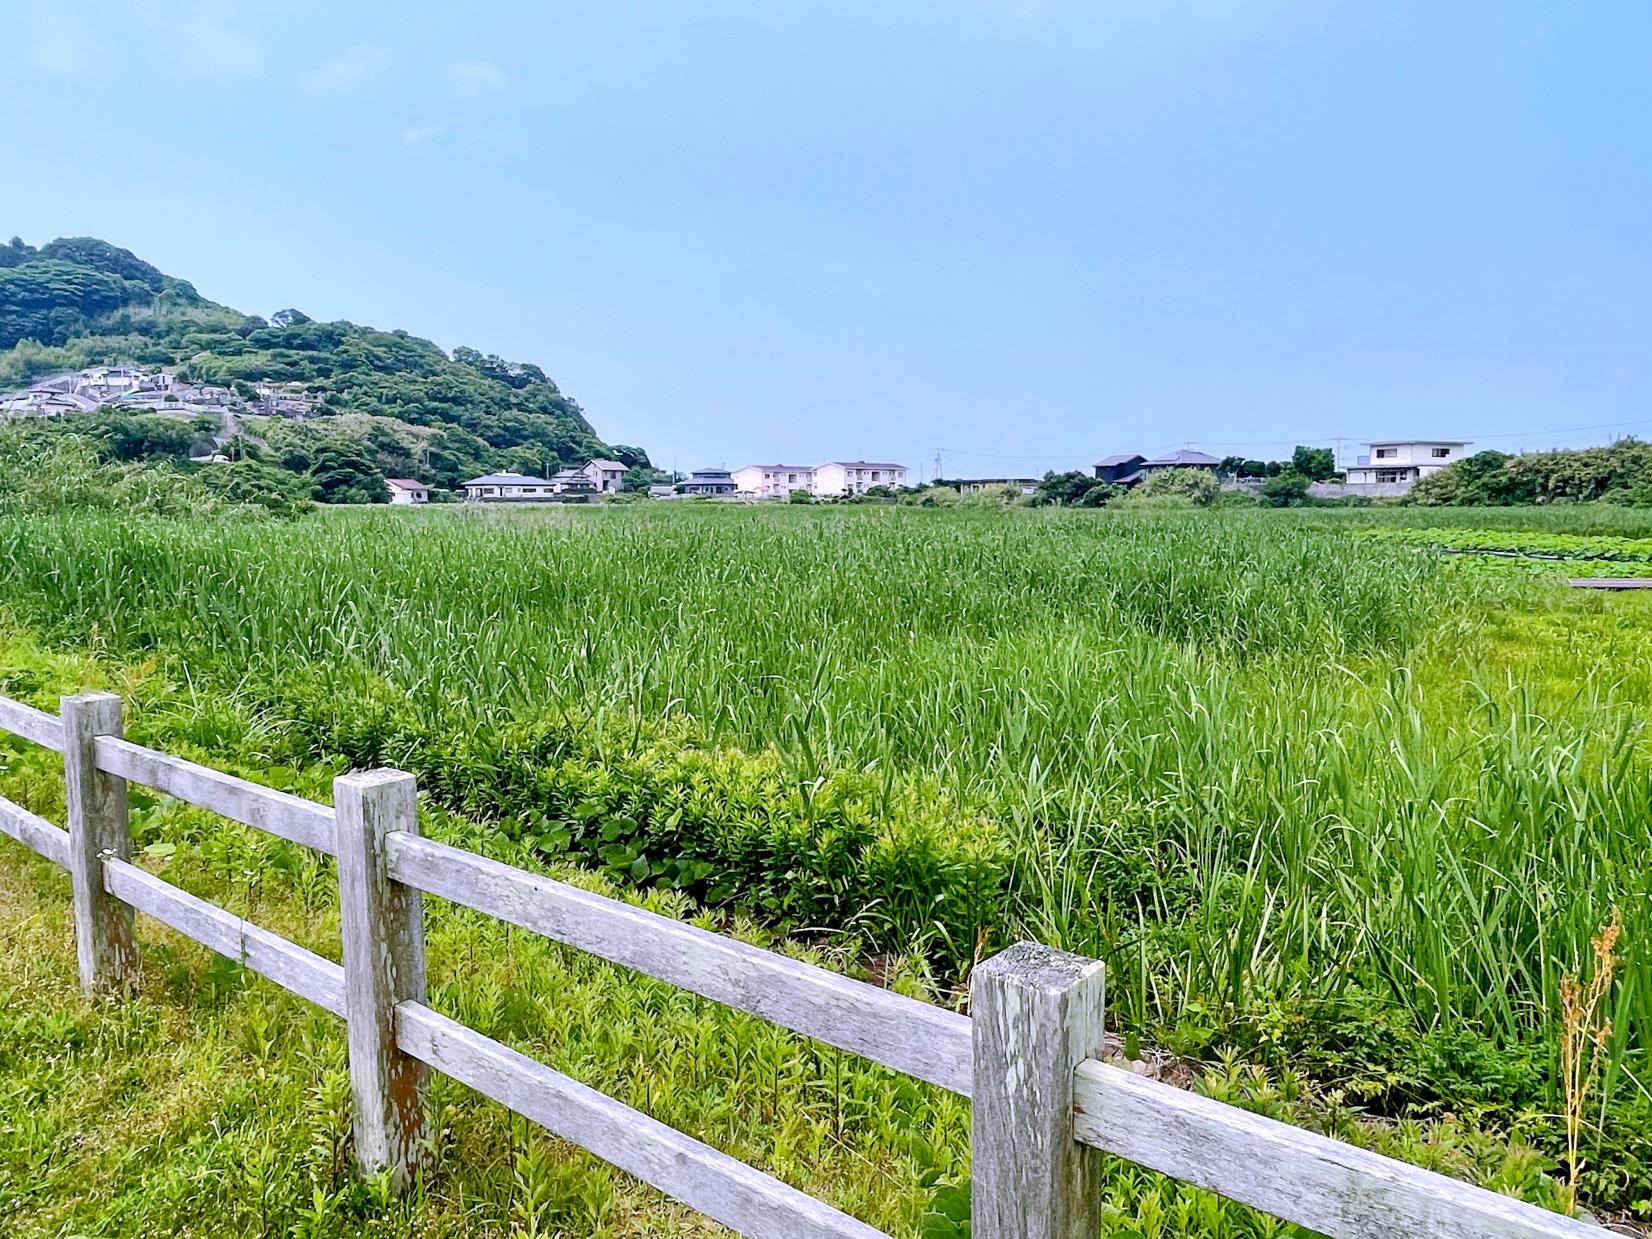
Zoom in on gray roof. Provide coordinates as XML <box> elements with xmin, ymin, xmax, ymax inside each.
<box><xmin>585</xmin><ymin>458</ymin><xmax>628</xmax><ymax>470</ymax></box>
<box><xmin>821</xmin><ymin>460</ymin><xmax>904</xmax><ymax>469</ymax></box>
<box><xmin>686</xmin><ymin>468</ymin><xmax>733</xmax><ymax>478</ymax></box>
<box><xmin>1095</xmin><ymin>453</ymin><xmax>1146</xmax><ymax>467</ymax></box>
<box><xmin>1146</xmin><ymin>449</ymin><xmax>1222</xmax><ymax>467</ymax></box>
<box><xmin>461</xmin><ymin>472</ymin><xmax>552</xmax><ymax>487</ymax></box>
<box><xmin>738</xmin><ymin>464</ymin><xmax>815</xmax><ymax>472</ymax></box>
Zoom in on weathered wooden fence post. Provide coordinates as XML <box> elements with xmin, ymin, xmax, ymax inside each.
<box><xmin>62</xmin><ymin>692</ymin><xmax>136</xmax><ymax>995</ymax></box>
<box><xmin>971</xmin><ymin>942</ymin><xmax>1107</xmax><ymax>1238</ymax></box>
<box><xmin>336</xmin><ymin>769</ymin><xmax>429</xmax><ymax>1186</ymax></box>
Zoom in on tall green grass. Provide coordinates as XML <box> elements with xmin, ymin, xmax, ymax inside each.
<box><xmin>0</xmin><ymin>504</ymin><xmax>1647</xmax><ymax>1200</ymax></box>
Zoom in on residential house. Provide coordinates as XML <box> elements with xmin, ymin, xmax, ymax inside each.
<box><xmin>458</xmin><ymin>471</ymin><xmax>557</xmax><ymax>502</ymax></box>
<box><xmin>1345</xmin><ymin>440</ymin><xmax>1470</xmax><ymax>486</ymax></box>
<box><xmin>582</xmin><ymin>458</ymin><xmax>629</xmax><ymax>493</ymax></box>
<box><xmin>550</xmin><ymin>468</ymin><xmax>597</xmax><ymax>495</ymax></box>
<box><xmin>1093</xmin><ymin>450</ymin><xmax>1221</xmax><ymax>486</ymax></box>
<box><xmin>385</xmin><ymin>478</ymin><xmax>430</xmax><ymax>505</ymax></box>
<box><xmin>812</xmin><ymin>461</ymin><xmax>907</xmax><ymax>496</ymax></box>
<box><xmin>676</xmin><ymin>468</ymin><xmax>737</xmax><ymax>497</ymax></box>
<box><xmin>1139</xmin><ymin>449</ymin><xmax>1222</xmax><ymax>477</ymax></box>
<box><xmin>733</xmin><ymin>464</ymin><xmax>816</xmax><ymax>498</ymax></box>
<box><xmin>1</xmin><ymin>387</ymin><xmax>98</xmax><ymax>416</ymax></box>
<box><xmin>1093</xmin><ymin>454</ymin><xmax>1147</xmax><ymax>484</ymax></box>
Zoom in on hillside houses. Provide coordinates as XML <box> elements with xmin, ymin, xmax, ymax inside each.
<box><xmin>0</xmin><ymin>366</ymin><xmax>328</xmax><ymax>423</ymax></box>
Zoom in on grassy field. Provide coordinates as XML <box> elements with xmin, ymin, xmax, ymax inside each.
<box><xmin>1</xmin><ymin>502</ymin><xmax>1648</xmax><ymax>1234</ymax></box>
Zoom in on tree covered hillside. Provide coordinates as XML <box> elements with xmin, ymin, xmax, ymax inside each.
<box><xmin>0</xmin><ymin>236</ymin><xmax>638</xmax><ymax>488</ymax></box>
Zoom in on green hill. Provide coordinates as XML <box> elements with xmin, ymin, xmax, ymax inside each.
<box><xmin>0</xmin><ymin>236</ymin><xmax>642</xmax><ymax>489</ymax></box>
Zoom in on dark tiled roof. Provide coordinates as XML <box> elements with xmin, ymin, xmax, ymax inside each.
<box><xmin>1145</xmin><ymin>449</ymin><xmax>1222</xmax><ymax>467</ymax></box>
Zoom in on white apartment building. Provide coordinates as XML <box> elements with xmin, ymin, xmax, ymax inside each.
<box><xmin>1345</xmin><ymin>440</ymin><xmax>1470</xmax><ymax>485</ymax></box>
<box><xmin>733</xmin><ymin>464</ymin><xmax>816</xmax><ymax>498</ymax></box>
<box><xmin>811</xmin><ymin>461</ymin><xmax>907</xmax><ymax>496</ymax></box>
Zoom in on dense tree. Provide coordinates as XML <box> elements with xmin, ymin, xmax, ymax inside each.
<box><xmin>83</xmin><ymin>411</ymin><xmax>197</xmax><ymax>461</ymax></box>
<box><xmin>1033</xmin><ymin>470</ymin><xmax>1107</xmax><ymax>506</ymax></box>
<box><xmin>1126</xmin><ymin>467</ymin><xmax>1220</xmax><ymax>507</ymax></box>
<box><xmin>1260</xmin><ymin>471</ymin><xmax>1312</xmax><ymax>506</ymax></box>
<box><xmin>1290</xmin><ymin>445</ymin><xmax>1337</xmax><ymax>481</ymax></box>
<box><xmin>308</xmin><ymin>441</ymin><xmax>387</xmax><ymax>504</ymax></box>
<box><xmin>620</xmin><ymin>464</ymin><xmax>668</xmax><ymax>493</ymax></box>
<box><xmin>608</xmin><ymin>444</ymin><xmax>652</xmax><ymax>469</ymax></box>
<box><xmin>1413</xmin><ymin>442</ymin><xmax>1652</xmax><ymax>507</ymax></box>
<box><xmin>0</xmin><ymin>238</ymin><xmax>37</xmax><ymax>269</ymax></box>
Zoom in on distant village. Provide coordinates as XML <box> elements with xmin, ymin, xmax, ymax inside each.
<box><xmin>2</xmin><ymin>365</ymin><xmax>1466</xmax><ymax>505</ymax></box>
<box><xmin>440</xmin><ymin>442</ymin><xmax>1469</xmax><ymax>506</ymax></box>
<box><xmin>2</xmin><ymin>366</ymin><xmax>322</xmax><ymax>420</ymax></box>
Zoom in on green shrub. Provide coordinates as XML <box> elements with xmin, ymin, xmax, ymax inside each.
<box><xmin>1120</xmin><ymin>468</ymin><xmax>1220</xmax><ymax>507</ymax></box>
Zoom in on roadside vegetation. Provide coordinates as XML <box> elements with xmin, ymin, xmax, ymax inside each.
<box><xmin>1</xmin><ymin>503</ymin><xmax>1648</xmax><ymax>1233</ymax></box>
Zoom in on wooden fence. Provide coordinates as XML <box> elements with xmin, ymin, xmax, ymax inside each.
<box><xmin>0</xmin><ymin>691</ymin><xmax>1602</xmax><ymax>1238</ymax></box>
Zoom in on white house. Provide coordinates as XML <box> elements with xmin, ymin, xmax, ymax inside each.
<box><xmin>385</xmin><ymin>478</ymin><xmax>430</xmax><ymax>505</ymax></box>
<box><xmin>458</xmin><ymin>471</ymin><xmax>556</xmax><ymax>502</ymax></box>
<box><xmin>733</xmin><ymin>464</ymin><xmax>816</xmax><ymax>498</ymax></box>
<box><xmin>582</xmin><ymin>458</ymin><xmax>629</xmax><ymax>493</ymax></box>
<box><xmin>1345</xmin><ymin>440</ymin><xmax>1470</xmax><ymax>486</ymax></box>
<box><xmin>812</xmin><ymin>461</ymin><xmax>907</xmax><ymax>496</ymax></box>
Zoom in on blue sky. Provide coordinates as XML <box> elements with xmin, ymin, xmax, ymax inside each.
<box><xmin>10</xmin><ymin>2</ymin><xmax>1650</xmax><ymax>476</ymax></box>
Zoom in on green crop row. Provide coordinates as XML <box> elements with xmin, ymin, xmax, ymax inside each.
<box><xmin>1360</xmin><ymin>525</ymin><xmax>1652</xmax><ymax>562</ymax></box>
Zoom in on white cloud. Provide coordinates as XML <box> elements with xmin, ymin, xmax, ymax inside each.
<box><xmin>302</xmin><ymin>46</ymin><xmax>389</xmax><ymax>96</ymax></box>
<box><xmin>184</xmin><ymin>20</ymin><xmax>264</xmax><ymax>78</ymax></box>
<box><xmin>446</xmin><ymin>58</ymin><xmax>507</xmax><ymax>100</ymax></box>
<box><xmin>399</xmin><ymin>121</ymin><xmax>453</xmax><ymax>149</ymax></box>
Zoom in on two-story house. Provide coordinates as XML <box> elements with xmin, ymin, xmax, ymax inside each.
<box><xmin>1345</xmin><ymin>440</ymin><xmax>1469</xmax><ymax>486</ymax></box>
<box><xmin>582</xmin><ymin>458</ymin><xmax>629</xmax><ymax>493</ymax></box>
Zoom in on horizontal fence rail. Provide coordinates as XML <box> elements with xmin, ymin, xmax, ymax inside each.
<box><xmin>0</xmin><ymin>793</ymin><xmax>70</xmax><ymax>867</ymax></box>
<box><xmin>0</xmin><ymin>696</ymin><xmax>64</xmax><ymax>752</ymax></box>
<box><xmin>0</xmin><ymin>692</ymin><xmax>1602</xmax><ymax>1239</ymax></box>
<box><xmin>102</xmin><ymin>858</ymin><xmax>347</xmax><ymax>1017</ymax></box>
<box><xmin>94</xmin><ymin>735</ymin><xmax>338</xmax><ymax>855</ymax></box>
<box><xmin>1072</xmin><ymin>1060</ymin><xmax>1603</xmax><ymax>1239</ymax></box>
<box><xmin>396</xmin><ymin>1002</ymin><xmax>889</xmax><ymax>1239</ymax></box>
<box><xmin>384</xmin><ymin>830</ymin><xmax>974</xmax><ymax>1096</ymax></box>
